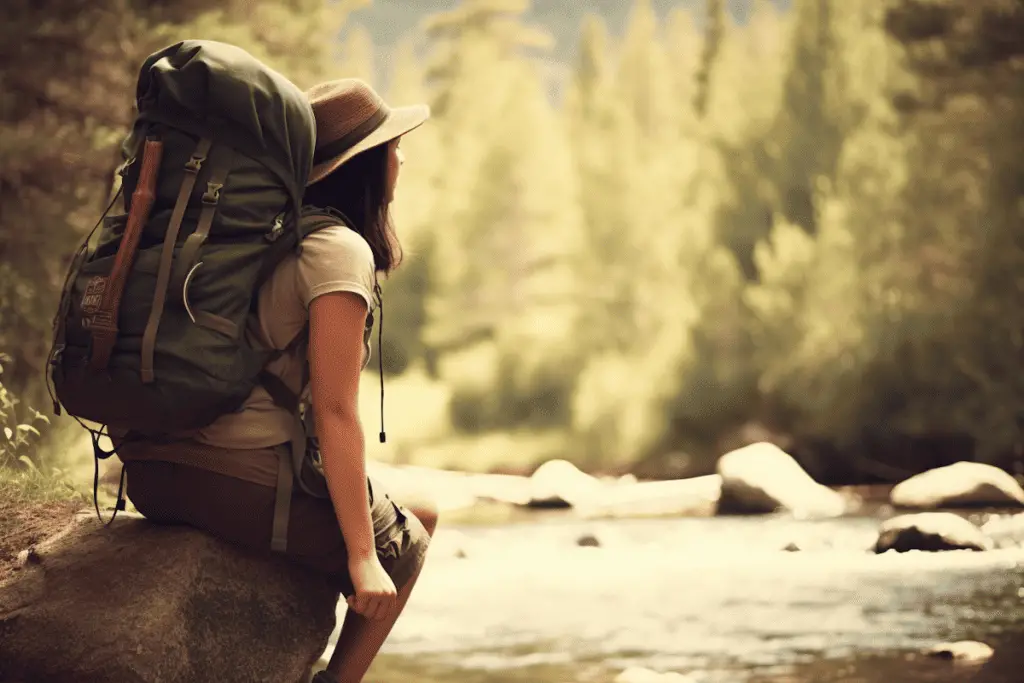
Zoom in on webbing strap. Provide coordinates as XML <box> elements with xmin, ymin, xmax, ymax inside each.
<box><xmin>140</xmin><ymin>138</ymin><xmax>212</xmax><ymax>384</ymax></box>
<box><xmin>291</xmin><ymin>412</ymin><xmax>328</xmax><ymax>499</ymax></box>
<box><xmin>271</xmin><ymin>445</ymin><xmax>293</xmax><ymax>552</ymax></box>
<box><xmin>168</xmin><ymin>152</ymin><xmax>233</xmax><ymax>308</ymax></box>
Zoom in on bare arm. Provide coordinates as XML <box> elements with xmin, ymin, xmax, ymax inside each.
<box><xmin>308</xmin><ymin>291</ymin><xmax>375</xmax><ymax>562</ymax></box>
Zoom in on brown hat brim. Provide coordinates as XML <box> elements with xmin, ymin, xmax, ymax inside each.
<box><xmin>307</xmin><ymin>104</ymin><xmax>430</xmax><ymax>185</ymax></box>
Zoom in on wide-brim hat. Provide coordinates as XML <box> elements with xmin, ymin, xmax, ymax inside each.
<box><xmin>306</xmin><ymin>78</ymin><xmax>430</xmax><ymax>185</ymax></box>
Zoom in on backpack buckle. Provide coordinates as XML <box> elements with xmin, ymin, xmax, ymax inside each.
<box><xmin>201</xmin><ymin>182</ymin><xmax>223</xmax><ymax>205</ymax></box>
<box><xmin>184</xmin><ymin>155</ymin><xmax>205</xmax><ymax>173</ymax></box>
<box><xmin>266</xmin><ymin>214</ymin><xmax>285</xmax><ymax>242</ymax></box>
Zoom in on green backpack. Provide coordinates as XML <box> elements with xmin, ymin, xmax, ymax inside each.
<box><xmin>47</xmin><ymin>40</ymin><xmax>337</xmax><ymax>549</ymax></box>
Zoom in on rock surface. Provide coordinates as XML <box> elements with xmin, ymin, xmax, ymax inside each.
<box><xmin>890</xmin><ymin>462</ymin><xmax>1024</xmax><ymax>509</ymax></box>
<box><xmin>874</xmin><ymin>512</ymin><xmax>994</xmax><ymax>553</ymax></box>
<box><xmin>716</xmin><ymin>442</ymin><xmax>847</xmax><ymax>518</ymax></box>
<box><xmin>527</xmin><ymin>459</ymin><xmax>603</xmax><ymax>508</ymax></box>
<box><xmin>925</xmin><ymin>640</ymin><xmax>995</xmax><ymax>663</ymax></box>
<box><xmin>615</xmin><ymin>666</ymin><xmax>696</xmax><ymax>682</ymax></box>
<box><xmin>0</xmin><ymin>512</ymin><xmax>339</xmax><ymax>683</ymax></box>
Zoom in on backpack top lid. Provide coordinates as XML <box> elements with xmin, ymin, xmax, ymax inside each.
<box><xmin>127</xmin><ymin>40</ymin><xmax>316</xmax><ymax>219</ymax></box>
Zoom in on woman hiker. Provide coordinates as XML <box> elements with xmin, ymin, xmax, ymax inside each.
<box><xmin>116</xmin><ymin>79</ymin><xmax>438</xmax><ymax>683</ymax></box>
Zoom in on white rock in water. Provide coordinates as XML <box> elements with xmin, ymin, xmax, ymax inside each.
<box><xmin>527</xmin><ymin>459</ymin><xmax>603</xmax><ymax>508</ymax></box>
<box><xmin>875</xmin><ymin>512</ymin><xmax>993</xmax><ymax>553</ymax></box>
<box><xmin>925</xmin><ymin>640</ymin><xmax>994</xmax><ymax>662</ymax></box>
<box><xmin>716</xmin><ymin>442</ymin><xmax>847</xmax><ymax>517</ymax></box>
<box><xmin>615</xmin><ymin>667</ymin><xmax>696</xmax><ymax>683</ymax></box>
<box><xmin>891</xmin><ymin>462</ymin><xmax>1024</xmax><ymax>509</ymax></box>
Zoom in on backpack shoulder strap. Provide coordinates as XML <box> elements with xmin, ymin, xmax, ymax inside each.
<box><xmin>252</xmin><ymin>207</ymin><xmax>354</xmax><ymax>295</ymax></box>
<box><xmin>258</xmin><ymin>207</ymin><xmax>358</xmax><ymax>412</ymax></box>
<box><xmin>298</xmin><ymin>206</ymin><xmax>356</xmax><ymax>239</ymax></box>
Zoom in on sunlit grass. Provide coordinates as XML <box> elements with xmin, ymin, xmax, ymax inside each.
<box><xmin>0</xmin><ymin>463</ymin><xmax>88</xmax><ymax>580</ymax></box>
<box><xmin>0</xmin><ymin>463</ymin><xmax>88</xmax><ymax>506</ymax></box>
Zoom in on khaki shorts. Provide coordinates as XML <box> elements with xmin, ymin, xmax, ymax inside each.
<box><xmin>124</xmin><ymin>460</ymin><xmax>430</xmax><ymax>597</ymax></box>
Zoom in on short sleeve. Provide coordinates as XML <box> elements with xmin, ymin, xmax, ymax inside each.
<box><xmin>295</xmin><ymin>225</ymin><xmax>377</xmax><ymax>310</ymax></box>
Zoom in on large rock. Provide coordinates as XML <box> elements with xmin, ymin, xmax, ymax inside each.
<box><xmin>0</xmin><ymin>512</ymin><xmax>339</xmax><ymax>683</ymax></box>
<box><xmin>874</xmin><ymin>512</ymin><xmax>994</xmax><ymax>553</ymax></box>
<box><xmin>890</xmin><ymin>462</ymin><xmax>1024</xmax><ymax>509</ymax></box>
<box><xmin>527</xmin><ymin>459</ymin><xmax>603</xmax><ymax>508</ymax></box>
<box><xmin>716</xmin><ymin>442</ymin><xmax>847</xmax><ymax>518</ymax></box>
<box><xmin>925</xmin><ymin>640</ymin><xmax>995</xmax><ymax>663</ymax></box>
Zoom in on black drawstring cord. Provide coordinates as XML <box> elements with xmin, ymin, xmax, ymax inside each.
<box><xmin>375</xmin><ymin>282</ymin><xmax>386</xmax><ymax>444</ymax></box>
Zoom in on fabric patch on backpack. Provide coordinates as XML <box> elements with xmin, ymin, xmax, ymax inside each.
<box><xmin>81</xmin><ymin>276</ymin><xmax>106</xmax><ymax>314</ymax></box>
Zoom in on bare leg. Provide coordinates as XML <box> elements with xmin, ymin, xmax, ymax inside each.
<box><xmin>322</xmin><ymin>494</ymin><xmax>439</xmax><ymax>683</ymax></box>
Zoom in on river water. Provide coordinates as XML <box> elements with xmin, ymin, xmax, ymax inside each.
<box><xmin>328</xmin><ymin>510</ymin><xmax>1024</xmax><ymax>683</ymax></box>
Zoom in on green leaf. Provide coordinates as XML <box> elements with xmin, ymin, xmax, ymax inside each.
<box><xmin>16</xmin><ymin>424</ymin><xmax>41</xmax><ymax>437</ymax></box>
<box><xmin>3</xmin><ymin>427</ymin><xmax>11</xmax><ymax>441</ymax></box>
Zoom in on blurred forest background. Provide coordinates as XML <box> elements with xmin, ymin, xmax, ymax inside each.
<box><xmin>1</xmin><ymin>0</ymin><xmax>1022</xmax><ymax>484</ymax></box>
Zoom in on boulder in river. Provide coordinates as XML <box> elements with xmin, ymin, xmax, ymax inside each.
<box><xmin>615</xmin><ymin>666</ymin><xmax>696</xmax><ymax>683</ymax></box>
<box><xmin>527</xmin><ymin>459</ymin><xmax>603</xmax><ymax>508</ymax></box>
<box><xmin>890</xmin><ymin>462</ymin><xmax>1024</xmax><ymax>509</ymax></box>
<box><xmin>0</xmin><ymin>512</ymin><xmax>338</xmax><ymax>683</ymax></box>
<box><xmin>716</xmin><ymin>442</ymin><xmax>847</xmax><ymax>518</ymax></box>
<box><xmin>874</xmin><ymin>512</ymin><xmax>994</xmax><ymax>553</ymax></box>
<box><xmin>925</xmin><ymin>640</ymin><xmax>995</xmax><ymax>663</ymax></box>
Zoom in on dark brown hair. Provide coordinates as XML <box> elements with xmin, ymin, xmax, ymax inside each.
<box><xmin>302</xmin><ymin>143</ymin><xmax>402</xmax><ymax>273</ymax></box>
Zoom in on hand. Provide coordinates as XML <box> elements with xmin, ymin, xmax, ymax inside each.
<box><xmin>347</xmin><ymin>553</ymin><xmax>398</xmax><ymax>621</ymax></box>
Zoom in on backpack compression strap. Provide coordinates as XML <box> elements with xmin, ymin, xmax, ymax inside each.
<box><xmin>166</xmin><ymin>147</ymin><xmax>235</xmax><ymax>311</ymax></box>
<box><xmin>140</xmin><ymin>138</ymin><xmax>215</xmax><ymax>384</ymax></box>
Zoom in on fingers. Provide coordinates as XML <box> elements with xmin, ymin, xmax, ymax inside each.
<box><xmin>347</xmin><ymin>591</ymin><xmax>397</xmax><ymax>621</ymax></box>
<box><xmin>346</xmin><ymin>593</ymin><xmax>368</xmax><ymax>616</ymax></box>
<box><xmin>376</xmin><ymin>593</ymin><xmax>396</xmax><ymax>622</ymax></box>
<box><xmin>364</xmin><ymin>594</ymin><xmax>383</xmax><ymax>621</ymax></box>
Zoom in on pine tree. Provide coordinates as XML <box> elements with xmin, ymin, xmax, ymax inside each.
<box><xmin>770</xmin><ymin>0</ymin><xmax>844</xmax><ymax>234</ymax></box>
<box><xmin>693</xmin><ymin>0</ymin><xmax>724</xmax><ymax>118</ymax></box>
<box><xmin>879</xmin><ymin>0</ymin><xmax>1024</xmax><ymax>461</ymax></box>
<box><xmin>419</xmin><ymin>0</ymin><xmax>585</xmax><ymax>431</ymax></box>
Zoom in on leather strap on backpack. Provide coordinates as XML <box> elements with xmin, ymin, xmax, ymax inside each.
<box><xmin>139</xmin><ymin>138</ymin><xmax>212</xmax><ymax>383</ymax></box>
<box><xmin>89</xmin><ymin>137</ymin><xmax>163</xmax><ymax>371</ymax></box>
